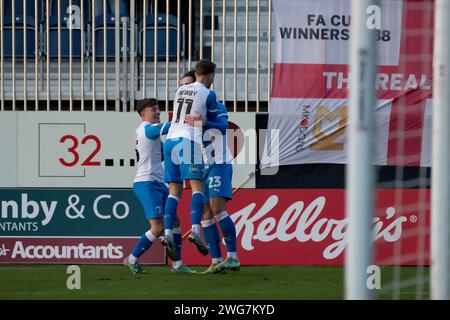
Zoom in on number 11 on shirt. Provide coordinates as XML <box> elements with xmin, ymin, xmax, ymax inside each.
<box><xmin>174</xmin><ymin>98</ymin><xmax>194</xmax><ymax>123</ymax></box>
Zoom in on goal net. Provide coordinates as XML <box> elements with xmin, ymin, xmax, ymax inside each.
<box><xmin>347</xmin><ymin>0</ymin><xmax>445</xmax><ymax>300</ymax></box>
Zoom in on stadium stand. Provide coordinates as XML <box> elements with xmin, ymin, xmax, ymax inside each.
<box><xmin>48</xmin><ymin>0</ymin><xmax>90</xmax><ymax>59</ymax></box>
<box><xmin>138</xmin><ymin>13</ymin><xmax>178</xmax><ymax>61</ymax></box>
<box><xmin>94</xmin><ymin>0</ymin><xmax>129</xmax><ymax>59</ymax></box>
<box><xmin>2</xmin><ymin>0</ymin><xmax>42</xmax><ymax>58</ymax></box>
<box><xmin>0</xmin><ymin>0</ymin><xmax>271</xmax><ymax>107</ymax></box>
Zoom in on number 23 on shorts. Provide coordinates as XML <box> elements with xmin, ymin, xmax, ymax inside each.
<box><xmin>208</xmin><ymin>176</ymin><xmax>221</xmax><ymax>188</ymax></box>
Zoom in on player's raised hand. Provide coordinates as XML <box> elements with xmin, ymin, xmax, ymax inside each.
<box><xmin>185</xmin><ymin>112</ymin><xmax>205</xmax><ymax>126</ymax></box>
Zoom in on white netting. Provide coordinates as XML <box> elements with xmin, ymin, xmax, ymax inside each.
<box><xmin>369</xmin><ymin>0</ymin><xmax>434</xmax><ymax>300</ymax></box>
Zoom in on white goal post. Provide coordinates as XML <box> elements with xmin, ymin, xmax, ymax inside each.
<box><xmin>431</xmin><ymin>0</ymin><xmax>450</xmax><ymax>300</ymax></box>
<box><xmin>345</xmin><ymin>0</ymin><xmax>378</xmax><ymax>300</ymax></box>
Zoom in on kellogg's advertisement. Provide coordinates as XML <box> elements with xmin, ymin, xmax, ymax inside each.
<box><xmin>177</xmin><ymin>189</ymin><xmax>430</xmax><ymax>266</ymax></box>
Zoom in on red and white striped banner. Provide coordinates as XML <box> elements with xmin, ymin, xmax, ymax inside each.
<box><xmin>262</xmin><ymin>0</ymin><xmax>434</xmax><ymax>168</ymax></box>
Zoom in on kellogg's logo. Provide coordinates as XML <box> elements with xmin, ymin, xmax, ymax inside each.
<box><xmin>231</xmin><ymin>195</ymin><xmax>411</xmax><ymax>260</ymax></box>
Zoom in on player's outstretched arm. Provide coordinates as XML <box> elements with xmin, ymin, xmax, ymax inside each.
<box><xmin>185</xmin><ymin>107</ymin><xmax>228</xmax><ymax>134</ymax></box>
<box><xmin>204</xmin><ymin>115</ymin><xmax>228</xmax><ymax>135</ymax></box>
<box><xmin>144</xmin><ymin>122</ymin><xmax>171</xmax><ymax>140</ymax></box>
<box><xmin>160</xmin><ymin>122</ymin><xmax>171</xmax><ymax>136</ymax></box>
<box><xmin>206</xmin><ymin>90</ymin><xmax>218</xmax><ymax>111</ymax></box>
<box><xmin>205</xmin><ymin>102</ymin><xmax>228</xmax><ymax>134</ymax></box>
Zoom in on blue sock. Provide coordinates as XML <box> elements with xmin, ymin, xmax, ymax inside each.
<box><xmin>202</xmin><ymin>220</ymin><xmax>222</xmax><ymax>259</ymax></box>
<box><xmin>218</xmin><ymin>212</ymin><xmax>237</xmax><ymax>253</ymax></box>
<box><xmin>190</xmin><ymin>192</ymin><xmax>204</xmax><ymax>226</ymax></box>
<box><xmin>173</xmin><ymin>230</ymin><xmax>182</xmax><ymax>261</ymax></box>
<box><xmin>164</xmin><ymin>195</ymin><xmax>179</xmax><ymax>230</ymax></box>
<box><xmin>131</xmin><ymin>231</ymin><xmax>155</xmax><ymax>258</ymax></box>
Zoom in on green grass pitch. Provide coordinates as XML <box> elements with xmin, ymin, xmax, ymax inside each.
<box><xmin>0</xmin><ymin>265</ymin><xmax>429</xmax><ymax>300</ymax></box>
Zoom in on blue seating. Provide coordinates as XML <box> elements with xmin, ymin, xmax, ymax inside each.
<box><xmin>1</xmin><ymin>1</ymin><xmax>179</xmax><ymax>62</ymax></box>
<box><xmin>48</xmin><ymin>0</ymin><xmax>89</xmax><ymax>59</ymax></box>
<box><xmin>94</xmin><ymin>14</ymin><xmax>130</xmax><ymax>60</ymax></box>
<box><xmin>139</xmin><ymin>13</ymin><xmax>178</xmax><ymax>60</ymax></box>
<box><xmin>2</xmin><ymin>0</ymin><xmax>42</xmax><ymax>59</ymax></box>
<box><xmin>94</xmin><ymin>0</ymin><xmax>129</xmax><ymax>60</ymax></box>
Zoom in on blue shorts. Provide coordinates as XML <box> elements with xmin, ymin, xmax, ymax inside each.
<box><xmin>164</xmin><ymin>137</ymin><xmax>204</xmax><ymax>183</ymax></box>
<box><xmin>133</xmin><ymin>181</ymin><xmax>169</xmax><ymax>220</ymax></box>
<box><xmin>204</xmin><ymin>163</ymin><xmax>233</xmax><ymax>204</ymax></box>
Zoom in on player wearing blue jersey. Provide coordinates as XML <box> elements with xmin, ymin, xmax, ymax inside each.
<box><xmin>124</xmin><ymin>98</ymin><xmax>194</xmax><ymax>274</ymax></box>
<box><xmin>185</xmin><ymin>102</ymin><xmax>240</xmax><ymax>273</ymax></box>
<box><xmin>161</xmin><ymin>60</ymin><xmax>218</xmax><ymax>260</ymax></box>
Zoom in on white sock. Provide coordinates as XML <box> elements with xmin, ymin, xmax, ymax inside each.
<box><xmin>227</xmin><ymin>252</ymin><xmax>238</xmax><ymax>260</ymax></box>
<box><xmin>201</xmin><ymin>219</ymin><xmax>215</xmax><ymax>228</ymax></box>
<box><xmin>128</xmin><ymin>254</ymin><xmax>138</xmax><ymax>264</ymax></box>
<box><xmin>191</xmin><ymin>224</ymin><xmax>201</xmax><ymax>235</ymax></box>
<box><xmin>212</xmin><ymin>257</ymin><xmax>223</xmax><ymax>265</ymax></box>
<box><xmin>145</xmin><ymin>230</ymin><xmax>157</xmax><ymax>242</ymax></box>
<box><xmin>217</xmin><ymin>211</ymin><xmax>229</xmax><ymax>221</ymax></box>
<box><xmin>172</xmin><ymin>260</ymin><xmax>183</xmax><ymax>269</ymax></box>
<box><xmin>165</xmin><ymin>229</ymin><xmax>174</xmax><ymax>241</ymax></box>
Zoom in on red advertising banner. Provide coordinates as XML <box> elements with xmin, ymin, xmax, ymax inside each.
<box><xmin>0</xmin><ymin>189</ymin><xmax>429</xmax><ymax>266</ymax></box>
<box><xmin>0</xmin><ymin>237</ymin><xmax>165</xmax><ymax>264</ymax></box>
<box><xmin>177</xmin><ymin>189</ymin><xmax>430</xmax><ymax>266</ymax></box>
